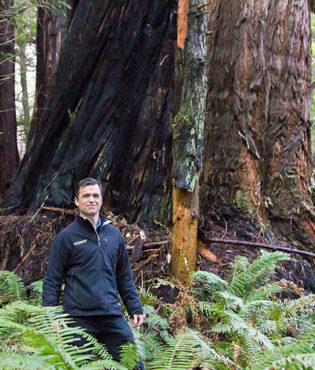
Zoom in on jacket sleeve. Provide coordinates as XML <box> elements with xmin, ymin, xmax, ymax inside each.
<box><xmin>42</xmin><ymin>233</ymin><xmax>70</xmax><ymax>307</ymax></box>
<box><xmin>116</xmin><ymin>233</ymin><xmax>143</xmax><ymax>316</ymax></box>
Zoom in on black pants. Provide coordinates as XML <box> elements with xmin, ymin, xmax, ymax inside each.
<box><xmin>71</xmin><ymin>315</ymin><xmax>144</xmax><ymax>369</ymax></box>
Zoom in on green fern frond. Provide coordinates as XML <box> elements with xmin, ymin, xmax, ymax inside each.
<box><xmin>252</xmin><ymin>333</ymin><xmax>315</xmax><ymax>370</ymax></box>
<box><xmin>80</xmin><ymin>359</ymin><xmax>126</xmax><ymax>369</ymax></box>
<box><xmin>139</xmin><ymin>288</ymin><xmax>159</xmax><ymax>307</ymax></box>
<box><xmin>0</xmin><ymin>270</ymin><xmax>27</xmax><ymax>304</ymax></box>
<box><xmin>29</xmin><ymin>280</ymin><xmax>43</xmax><ymax>305</ymax></box>
<box><xmin>192</xmin><ymin>271</ymin><xmax>228</xmax><ymax>300</ymax></box>
<box><xmin>133</xmin><ymin>329</ymin><xmax>161</xmax><ymax>361</ymax></box>
<box><xmin>228</xmin><ymin>255</ymin><xmax>249</xmax><ymax>284</ymax></box>
<box><xmin>240</xmin><ymin>299</ymin><xmax>274</xmax><ymax>320</ymax></box>
<box><xmin>146</xmin><ymin>314</ymin><xmax>172</xmax><ymax>343</ymax></box>
<box><xmin>148</xmin><ymin>330</ymin><xmax>195</xmax><ymax>369</ymax></box>
<box><xmin>0</xmin><ymin>353</ymin><xmax>53</xmax><ymax>369</ymax></box>
<box><xmin>228</xmin><ymin>251</ymin><xmax>289</xmax><ymax>298</ymax></box>
<box><xmin>243</xmin><ymin>335</ymin><xmax>264</xmax><ymax>364</ymax></box>
<box><xmin>119</xmin><ymin>342</ymin><xmax>139</xmax><ymax>370</ymax></box>
<box><xmin>245</xmin><ymin>283</ymin><xmax>283</xmax><ymax>302</ymax></box>
<box><xmin>213</xmin><ymin>291</ymin><xmax>244</xmax><ymax>310</ymax></box>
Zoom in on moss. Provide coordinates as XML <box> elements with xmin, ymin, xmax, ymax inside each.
<box><xmin>235</xmin><ymin>190</ymin><xmax>253</xmax><ymax>215</ymax></box>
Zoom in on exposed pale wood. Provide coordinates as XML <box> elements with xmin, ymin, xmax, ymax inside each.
<box><xmin>171</xmin><ymin>0</ymin><xmax>208</xmax><ymax>284</ymax></box>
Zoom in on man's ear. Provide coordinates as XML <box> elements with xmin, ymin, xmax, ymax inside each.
<box><xmin>74</xmin><ymin>197</ymin><xmax>79</xmax><ymax>207</ymax></box>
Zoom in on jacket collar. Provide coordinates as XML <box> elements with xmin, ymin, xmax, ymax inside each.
<box><xmin>75</xmin><ymin>213</ymin><xmax>111</xmax><ymax>229</ymax></box>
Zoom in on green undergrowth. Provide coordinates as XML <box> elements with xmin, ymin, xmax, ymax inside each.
<box><xmin>0</xmin><ymin>251</ymin><xmax>314</xmax><ymax>369</ymax></box>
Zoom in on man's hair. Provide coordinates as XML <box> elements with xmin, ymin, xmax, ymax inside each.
<box><xmin>75</xmin><ymin>178</ymin><xmax>103</xmax><ymax>198</ymax></box>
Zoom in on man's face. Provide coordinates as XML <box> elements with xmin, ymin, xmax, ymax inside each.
<box><xmin>75</xmin><ymin>184</ymin><xmax>102</xmax><ymax>218</ymax></box>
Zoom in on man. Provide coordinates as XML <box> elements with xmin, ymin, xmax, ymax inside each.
<box><xmin>42</xmin><ymin>178</ymin><xmax>144</xmax><ymax>368</ymax></box>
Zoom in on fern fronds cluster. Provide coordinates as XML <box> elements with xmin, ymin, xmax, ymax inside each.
<box><xmin>0</xmin><ymin>270</ymin><xmax>27</xmax><ymax>304</ymax></box>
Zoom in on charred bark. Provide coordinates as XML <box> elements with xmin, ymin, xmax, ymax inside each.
<box><xmin>5</xmin><ymin>0</ymin><xmax>176</xmax><ymax>226</ymax></box>
<box><xmin>201</xmin><ymin>0</ymin><xmax>315</xmax><ymax>249</ymax></box>
<box><xmin>0</xmin><ymin>0</ymin><xmax>19</xmax><ymax>203</ymax></box>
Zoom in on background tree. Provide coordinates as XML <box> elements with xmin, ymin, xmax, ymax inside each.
<box><xmin>27</xmin><ymin>0</ymin><xmax>67</xmax><ymax>149</ymax></box>
<box><xmin>0</xmin><ymin>0</ymin><xmax>19</xmax><ymax>203</ymax></box>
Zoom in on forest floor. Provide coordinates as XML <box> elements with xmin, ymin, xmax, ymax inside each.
<box><xmin>0</xmin><ymin>206</ymin><xmax>314</xmax><ymax>298</ymax></box>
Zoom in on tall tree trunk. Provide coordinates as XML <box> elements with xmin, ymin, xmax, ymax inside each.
<box><xmin>201</xmin><ymin>0</ymin><xmax>314</xmax><ymax>248</ymax></box>
<box><xmin>171</xmin><ymin>0</ymin><xmax>207</xmax><ymax>283</ymax></box>
<box><xmin>18</xmin><ymin>43</ymin><xmax>31</xmax><ymax>134</ymax></box>
<box><xmin>26</xmin><ymin>4</ymin><xmax>63</xmax><ymax>148</ymax></box>
<box><xmin>5</xmin><ymin>0</ymin><xmax>176</xmax><ymax>226</ymax></box>
<box><xmin>0</xmin><ymin>0</ymin><xmax>19</xmax><ymax>203</ymax></box>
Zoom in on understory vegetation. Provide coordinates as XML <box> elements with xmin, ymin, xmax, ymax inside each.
<box><xmin>0</xmin><ymin>251</ymin><xmax>314</xmax><ymax>369</ymax></box>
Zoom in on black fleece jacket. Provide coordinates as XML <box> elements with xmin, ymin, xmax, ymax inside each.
<box><xmin>42</xmin><ymin>214</ymin><xmax>143</xmax><ymax>316</ymax></box>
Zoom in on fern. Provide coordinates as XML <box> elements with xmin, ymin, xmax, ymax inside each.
<box><xmin>145</xmin><ymin>314</ymin><xmax>172</xmax><ymax>343</ymax></box>
<box><xmin>0</xmin><ymin>270</ymin><xmax>27</xmax><ymax>304</ymax></box>
<box><xmin>119</xmin><ymin>342</ymin><xmax>140</xmax><ymax>370</ymax></box>
<box><xmin>192</xmin><ymin>270</ymin><xmax>228</xmax><ymax>300</ymax></box>
<box><xmin>252</xmin><ymin>332</ymin><xmax>315</xmax><ymax>370</ymax></box>
<box><xmin>0</xmin><ymin>302</ymin><xmax>123</xmax><ymax>369</ymax></box>
<box><xmin>148</xmin><ymin>330</ymin><xmax>195</xmax><ymax>369</ymax></box>
<box><xmin>228</xmin><ymin>251</ymin><xmax>289</xmax><ymax>298</ymax></box>
<box><xmin>29</xmin><ymin>280</ymin><xmax>43</xmax><ymax>305</ymax></box>
<box><xmin>228</xmin><ymin>255</ymin><xmax>249</xmax><ymax>285</ymax></box>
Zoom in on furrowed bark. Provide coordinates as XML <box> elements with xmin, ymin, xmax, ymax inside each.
<box><xmin>26</xmin><ymin>4</ymin><xmax>63</xmax><ymax>149</ymax></box>
<box><xmin>171</xmin><ymin>0</ymin><xmax>208</xmax><ymax>284</ymax></box>
<box><xmin>202</xmin><ymin>0</ymin><xmax>314</xmax><ymax>249</ymax></box>
<box><xmin>0</xmin><ymin>0</ymin><xmax>19</xmax><ymax>203</ymax></box>
<box><xmin>5</xmin><ymin>0</ymin><xmax>176</xmax><ymax>226</ymax></box>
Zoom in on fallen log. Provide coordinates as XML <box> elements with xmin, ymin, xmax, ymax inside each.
<box><xmin>207</xmin><ymin>238</ymin><xmax>315</xmax><ymax>258</ymax></box>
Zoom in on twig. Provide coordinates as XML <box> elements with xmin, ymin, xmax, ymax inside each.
<box><xmin>28</xmin><ymin>195</ymin><xmax>49</xmax><ymax>223</ymax></box>
<box><xmin>208</xmin><ymin>238</ymin><xmax>315</xmax><ymax>258</ymax></box>
<box><xmin>42</xmin><ymin>206</ymin><xmax>74</xmax><ymax>215</ymax></box>
<box><xmin>127</xmin><ymin>240</ymin><xmax>170</xmax><ymax>251</ymax></box>
<box><xmin>13</xmin><ymin>243</ymin><xmax>37</xmax><ymax>273</ymax></box>
<box><xmin>143</xmin><ymin>240</ymin><xmax>170</xmax><ymax>247</ymax></box>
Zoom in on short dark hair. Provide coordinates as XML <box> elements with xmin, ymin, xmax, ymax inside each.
<box><xmin>75</xmin><ymin>178</ymin><xmax>102</xmax><ymax>198</ymax></box>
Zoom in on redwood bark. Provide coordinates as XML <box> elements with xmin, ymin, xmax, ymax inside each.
<box><xmin>5</xmin><ymin>0</ymin><xmax>176</xmax><ymax>226</ymax></box>
<box><xmin>26</xmin><ymin>4</ymin><xmax>64</xmax><ymax>148</ymax></box>
<box><xmin>0</xmin><ymin>0</ymin><xmax>19</xmax><ymax>203</ymax></box>
<box><xmin>201</xmin><ymin>0</ymin><xmax>314</xmax><ymax>247</ymax></box>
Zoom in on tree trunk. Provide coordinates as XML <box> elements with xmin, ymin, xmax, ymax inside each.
<box><xmin>4</xmin><ymin>0</ymin><xmax>314</xmax><ymax>252</ymax></box>
<box><xmin>0</xmin><ymin>0</ymin><xmax>19</xmax><ymax>203</ymax></box>
<box><xmin>26</xmin><ymin>4</ymin><xmax>64</xmax><ymax>149</ymax></box>
<box><xmin>18</xmin><ymin>43</ymin><xmax>31</xmax><ymax>133</ymax></box>
<box><xmin>201</xmin><ymin>0</ymin><xmax>315</xmax><ymax>249</ymax></box>
<box><xmin>5</xmin><ymin>0</ymin><xmax>176</xmax><ymax>226</ymax></box>
<box><xmin>171</xmin><ymin>0</ymin><xmax>208</xmax><ymax>283</ymax></box>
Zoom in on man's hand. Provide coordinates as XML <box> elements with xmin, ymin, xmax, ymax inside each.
<box><xmin>132</xmin><ymin>313</ymin><xmax>144</xmax><ymax>327</ymax></box>
<box><xmin>52</xmin><ymin>319</ymin><xmax>67</xmax><ymax>332</ymax></box>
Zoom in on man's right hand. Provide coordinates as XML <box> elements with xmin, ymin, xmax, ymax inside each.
<box><xmin>52</xmin><ymin>319</ymin><xmax>67</xmax><ymax>332</ymax></box>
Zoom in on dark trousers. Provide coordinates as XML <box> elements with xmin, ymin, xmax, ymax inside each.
<box><xmin>71</xmin><ymin>315</ymin><xmax>144</xmax><ymax>369</ymax></box>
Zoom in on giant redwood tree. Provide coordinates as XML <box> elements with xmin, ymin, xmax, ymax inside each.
<box><xmin>4</xmin><ymin>0</ymin><xmax>315</xmax><ymax>252</ymax></box>
<box><xmin>201</xmin><ymin>0</ymin><xmax>315</xmax><ymax>247</ymax></box>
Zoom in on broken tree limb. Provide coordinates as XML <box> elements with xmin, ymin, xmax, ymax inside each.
<box><xmin>126</xmin><ymin>240</ymin><xmax>170</xmax><ymax>251</ymax></box>
<box><xmin>208</xmin><ymin>238</ymin><xmax>315</xmax><ymax>258</ymax></box>
<box><xmin>42</xmin><ymin>206</ymin><xmax>74</xmax><ymax>214</ymax></box>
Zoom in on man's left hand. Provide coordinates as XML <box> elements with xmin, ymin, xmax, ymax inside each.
<box><xmin>132</xmin><ymin>314</ymin><xmax>144</xmax><ymax>327</ymax></box>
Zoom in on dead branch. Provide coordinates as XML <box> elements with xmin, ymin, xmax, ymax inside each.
<box><xmin>42</xmin><ymin>206</ymin><xmax>74</xmax><ymax>215</ymax></box>
<box><xmin>208</xmin><ymin>238</ymin><xmax>315</xmax><ymax>258</ymax></box>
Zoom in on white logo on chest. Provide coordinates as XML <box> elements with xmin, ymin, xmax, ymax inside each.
<box><xmin>73</xmin><ymin>239</ymin><xmax>88</xmax><ymax>246</ymax></box>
